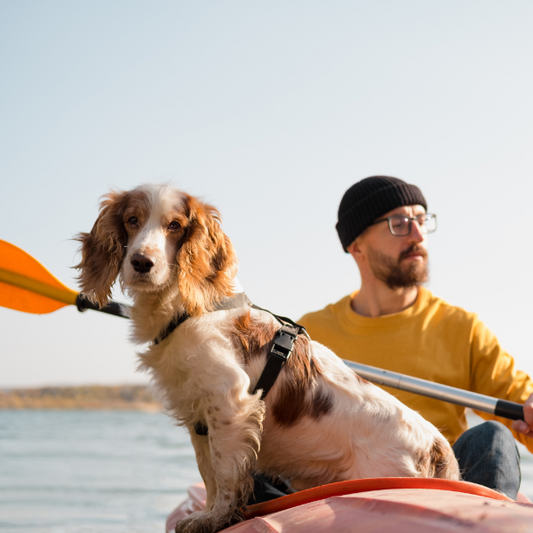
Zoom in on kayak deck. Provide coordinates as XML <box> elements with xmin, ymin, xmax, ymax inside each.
<box><xmin>166</xmin><ymin>478</ymin><xmax>533</xmax><ymax>532</ymax></box>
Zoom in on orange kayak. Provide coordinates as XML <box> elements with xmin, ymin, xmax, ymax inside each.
<box><xmin>166</xmin><ymin>478</ymin><xmax>533</xmax><ymax>532</ymax></box>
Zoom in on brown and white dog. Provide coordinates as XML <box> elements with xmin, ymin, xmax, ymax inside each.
<box><xmin>76</xmin><ymin>183</ymin><xmax>460</xmax><ymax>533</ymax></box>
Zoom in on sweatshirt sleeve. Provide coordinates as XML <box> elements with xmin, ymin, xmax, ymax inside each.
<box><xmin>470</xmin><ymin>319</ymin><xmax>533</xmax><ymax>452</ymax></box>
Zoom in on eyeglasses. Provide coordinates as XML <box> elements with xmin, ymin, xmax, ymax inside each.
<box><xmin>370</xmin><ymin>213</ymin><xmax>437</xmax><ymax>237</ymax></box>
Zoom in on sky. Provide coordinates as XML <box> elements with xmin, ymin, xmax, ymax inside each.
<box><xmin>1</xmin><ymin>1</ymin><xmax>533</xmax><ymax>388</ymax></box>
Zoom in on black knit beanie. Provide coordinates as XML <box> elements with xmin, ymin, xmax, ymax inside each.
<box><xmin>336</xmin><ymin>176</ymin><xmax>427</xmax><ymax>252</ymax></box>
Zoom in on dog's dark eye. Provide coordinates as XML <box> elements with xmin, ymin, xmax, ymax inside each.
<box><xmin>128</xmin><ymin>216</ymin><xmax>139</xmax><ymax>228</ymax></box>
<box><xmin>168</xmin><ymin>221</ymin><xmax>181</xmax><ymax>231</ymax></box>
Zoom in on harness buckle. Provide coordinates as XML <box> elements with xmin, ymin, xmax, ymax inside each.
<box><xmin>270</xmin><ymin>326</ymin><xmax>298</xmax><ymax>361</ymax></box>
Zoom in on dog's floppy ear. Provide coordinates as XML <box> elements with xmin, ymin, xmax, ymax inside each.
<box><xmin>177</xmin><ymin>195</ymin><xmax>238</xmax><ymax>317</ymax></box>
<box><xmin>75</xmin><ymin>190</ymin><xmax>130</xmax><ymax>307</ymax></box>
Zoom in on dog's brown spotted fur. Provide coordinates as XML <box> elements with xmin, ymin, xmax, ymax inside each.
<box><xmin>230</xmin><ymin>311</ymin><xmax>333</xmax><ymax>427</ymax></box>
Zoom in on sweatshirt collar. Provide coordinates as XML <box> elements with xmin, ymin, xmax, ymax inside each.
<box><xmin>342</xmin><ymin>286</ymin><xmax>431</xmax><ymax>328</ymax></box>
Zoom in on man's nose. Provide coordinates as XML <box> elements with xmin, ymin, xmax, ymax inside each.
<box><xmin>131</xmin><ymin>253</ymin><xmax>154</xmax><ymax>273</ymax></box>
<box><xmin>409</xmin><ymin>220</ymin><xmax>425</xmax><ymax>243</ymax></box>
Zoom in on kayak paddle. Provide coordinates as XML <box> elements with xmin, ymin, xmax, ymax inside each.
<box><xmin>0</xmin><ymin>239</ymin><xmax>129</xmax><ymax>318</ymax></box>
<box><xmin>0</xmin><ymin>239</ymin><xmax>525</xmax><ymax>421</ymax></box>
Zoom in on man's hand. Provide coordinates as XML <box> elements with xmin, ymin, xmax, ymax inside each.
<box><xmin>511</xmin><ymin>392</ymin><xmax>533</xmax><ymax>436</ymax></box>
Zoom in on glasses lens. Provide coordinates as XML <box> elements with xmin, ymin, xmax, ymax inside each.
<box><xmin>420</xmin><ymin>214</ymin><xmax>437</xmax><ymax>233</ymax></box>
<box><xmin>389</xmin><ymin>216</ymin><xmax>410</xmax><ymax>236</ymax></box>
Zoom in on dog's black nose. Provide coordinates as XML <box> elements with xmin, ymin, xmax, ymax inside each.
<box><xmin>131</xmin><ymin>253</ymin><xmax>154</xmax><ymax>273</ymax></box>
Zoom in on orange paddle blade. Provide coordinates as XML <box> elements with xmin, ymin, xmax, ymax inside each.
<box><xmin>0</xmin><ymin>240</ymin><xmax>79</xmax><ymax>314</ymax></box>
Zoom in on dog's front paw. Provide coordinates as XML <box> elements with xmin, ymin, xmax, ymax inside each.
<box><xmin>175</xmin><ymin>509</ymin><xmax>244</xmax><ymax>533</ymax></box>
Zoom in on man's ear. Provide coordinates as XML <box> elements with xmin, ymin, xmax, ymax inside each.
<box><xmin>347</xmin><ymin>239</ymin><xmax>362</xmax><ymax>259</ymax></box>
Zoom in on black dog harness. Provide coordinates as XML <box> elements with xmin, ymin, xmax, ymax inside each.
<box><xmin>153</xmin><ymin>293</ymin><xmax>306</xmax><ymax>436</ymax></box>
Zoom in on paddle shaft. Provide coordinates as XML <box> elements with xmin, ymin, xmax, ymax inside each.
<box><xmin>76</xmin><ymin>294</ymin><xmax>130</xmax><ymax>318</ymax></box>
<box><xmin>94</xmin><ymin>299</ymin><xmax>525</xmax><ymax>421</ymax></box>
<box><xmin>344</xmin><ymin>360</ymin><xmax>524</xmax><ymax>421</ymax></box>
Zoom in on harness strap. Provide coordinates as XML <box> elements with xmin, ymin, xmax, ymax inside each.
<box><xmin>251</xmin><ymin>324</ymin><xmax>300</xmax><ymax>400</ymax></box>
<box><xmin>154</xmin><ymin>292</ymin><xmax>251</xmax><ymax>345</ymax></box>
<box><xmin>194</xmin><ymin>324</ymin><xmax>300</xmax><ymax>436</ymax></box>
<box><xmin>250</xmin><ymin>303</ymin><xmax>307</xmax><ymax>336</ymax></box>
<box><xmin>154</xmin><ymin>313</ymin><xmax>189</xmax><ymax>345</ymax></box>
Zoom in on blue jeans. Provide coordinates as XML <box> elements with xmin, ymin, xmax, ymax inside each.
<box><xmin>452</xmin><ymin>420</ymin><xmax>521</xmax><ymax>499</ymax></box>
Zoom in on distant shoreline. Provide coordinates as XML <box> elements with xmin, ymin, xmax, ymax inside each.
<box><xmin>0</xmin><ymin>385</ymin><xmax>161</xmax><ymax>411</ymax></box>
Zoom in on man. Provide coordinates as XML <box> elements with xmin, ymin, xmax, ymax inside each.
<box><xmin>298</xmin><ymin>176</ymin><xmax>533</xmax><ymax>499</ymax></box>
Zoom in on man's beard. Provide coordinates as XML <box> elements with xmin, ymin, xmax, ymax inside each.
<box><xmin>367</xmin><ymin>244</ymin><xmax>429</xmax><ymax>289</ymax></box>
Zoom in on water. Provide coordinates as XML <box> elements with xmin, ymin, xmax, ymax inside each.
<box><xmin>1</xmin><ymin>410</ymin><xmax>533</xmax><ymax>533</ymax></box>
<box><xmin>0</xmin><ymin>410</ymin><xmax>200</xmax><ymax>533</ymax></box>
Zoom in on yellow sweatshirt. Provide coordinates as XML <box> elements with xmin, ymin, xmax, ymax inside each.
<box><xmin>298</xmin><ymin>286</ymin><xmax>533</xmax><ymax>452</ymax></box>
